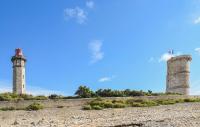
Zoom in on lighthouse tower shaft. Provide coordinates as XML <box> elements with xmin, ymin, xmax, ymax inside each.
<box><xmin>166</xmin><ymin>55</ymin><xmax>192</xmax><ymax>95</ymax></box>
<box><xmin>11</xmin><ymin>49</ymin><xmax>27</xmax><ymax>94</ymax></box>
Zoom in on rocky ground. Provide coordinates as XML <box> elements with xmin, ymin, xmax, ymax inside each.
<box><xmin>1</xmin><ymin>102</ymin><xmax>200</xmax><ymax>127</ymax></box>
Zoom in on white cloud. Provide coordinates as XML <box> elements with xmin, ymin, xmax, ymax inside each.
<box><xmin>89</xmin><ymin>40</ymin><xmax>104</xmax><ymax>64</ymax></box>
<box><xmin>86</xmin><ymin>1</ymin><xmax>95</xmax><ymax>9</ymax></box>
<box><xmin>98</xmin><ymin>77</ymin><xmax>111</xmax><ymax>82</ymax></box>
<box><xmin>195</xmin><ymin>48</ymin><xmax>200</xmax><ymax>54</ymax></box>
<box><xmin>194</xmin><ymin>17</ymin><xmax>200</xmax><ymax>24</ymax></box>
<box><xmin>98</xmin><ymin>76</ymin><xmax>115</xmax><ymax>83</ymax></box>
<box><xmin>158</xmin><ymin>52</ymin><xmax>181</xmax><ymax>62</ymax></box>
<box><xmin>159</xmin><ymin>53</ymin><xmax>174</xmax><ymax>62</ymax></box>
<box><xmin>148</xmin><ymin>57</ymin><xmax>156</xmax><ymax>63</ymax></box>
<box><xmin>64</xmin><ymin>7</ymin><xmax>87</xmax><ymax>24</ymax></box>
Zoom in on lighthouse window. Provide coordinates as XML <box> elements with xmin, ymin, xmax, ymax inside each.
<box><xmin>17</xmin><ymin>60</ymin><xmax>20</xmax><ymax>65</ymax></box>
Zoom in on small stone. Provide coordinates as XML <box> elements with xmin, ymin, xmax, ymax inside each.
<box><xmin>13</xmin><ymin>120</ymin><xmax>19</xmax><ymax>125</ymax></box>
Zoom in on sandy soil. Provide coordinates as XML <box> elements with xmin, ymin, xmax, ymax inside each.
<box><xmin>1</xmin><ymin>102</ymin><xmax>200</xmax><ymax>127</ymax></box>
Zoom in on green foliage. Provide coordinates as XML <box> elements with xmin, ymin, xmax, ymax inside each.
<box><xmin>84</xmin><ymin>97</ymin><xmax>200</xmax><ymax>110</ymax></box>
<box><xmin>183</xmin><ymin>98</ymin><xmax>200</xmax><ymax>102</ymax></box>
<box><xmin>57</xmin><ymin>105</ymin><xmax>64</xmax><ymax>108</ymax></box>
<box><xmin>48</xmin><ymin>94</ymin><xmax>63</xmax><ymax>99</ymax></box>
<box><xmin>103</xmin><ymin>101</ymin><xmax>114</xmax><ymax>108</ymax></box>
<box><xmin>92</xmin><ymin>105</ymin><xmax>103</xmax><ymax>110</ymax></box>
<box><xmin>0</xmin><ymin>93</ymin><xmax>48</xmax><ymax>101</ymax></box>
<box><xmin>75</xmin><ymin>85</ymin><xmax>95</xmax><ymax>98</ymax></box>
<box><xmin>156</xmin><ymin>99</ymin><xmax>176</xmax><ymax>105</ymax></box>
<box><xmin>26</xmin><ymin>103</ymin><xmax>44</xmax><ymax>111</ymax></box>
<box><xmin>83</xmin><ymin>105</ymin><xmax>92</xmax><ymax>110</ymax></box>
<box><xmin>0</xmin><ymin>106</ymin><xmax>25</xmax><ymax>111</ymax></box>
<box><xmin>0</xmin><ymin>106</ymin><xmax>16</xmax><ymax>111</ymax></box>
<box><xmin>113</xmin><ymin>103</ymin><xmax>126</xmax><ymax>108</ymax></box>
<box><xmin>126</xmin><ymin>99</ymin><xmax>158</xmax><ymax>107</ymax></box>
<box><xmin>34</xmin><ymin>95</ymin><xmax>48</xmax><ymax>100</ymax></box>
<box><xmin>75</xmin><ymin>85</ymin><xmax>178</xmax><ymax>98</ymax></box>
<box><xmin>85</xmin><ymin>98</ymin><xmax>127</xmax><ymax>110</ymax></box>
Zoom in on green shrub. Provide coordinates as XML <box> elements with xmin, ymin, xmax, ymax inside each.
<box><xmin>89</xmin><ymin>100</ymin><xmax>105</xmax><ymax>107</ymax></box>
<box><xmin>75</xmin><ymin>86</ymin><xmax>94</xmax><ymax>98</ymax></box>
<box><xmin>92</xmin><ymin>105</ymin><xmax>103</xmax><ymax>110</ymax></box>
<box><xmin>112</xmin><ymin>100</ymin><xmax>125</xmax><ymax>104</ymax></box>
<box><xmin>156</xmin><ymin>99</ymin><xmax>176</xmax><ymax>105</ymax></box>
<box><xmin>34</xmin><ymin>95</ymin><xmax>48</xmax><ymax>100</ymax></box>
<box><xmin>113</xmin><ymin>103</ymin><xmax>126</xmax><ymax>108</ymax></box>
<box><xmin>0</xmin><ymin>107</ymin><xmax>16</xmax><ymax>111</ymax></box>
<box><xmin>103</xmin><ymin>101</ymin><xmax>114</xmax><ymax>108</ymax></box>
<box><xmin>183</xmin><ymin>98</ymin><xmax>200</xmax><ymax>102</ymax></box>
<box><xmin>83</xmin><ymin>105</ymin><xmax>92</xmax><ymax>110</ymax></box>
<box><xmin>57</xmin><ymin>105</ymin><xmax>64</xmax><ymax>108</ymax></box>
<box><xmin>26</xmin><ymin>103</ymin><xmax>44</xmax><ymax>111</ymax></box>
<box><xmin>0</xmin><ymin>93</ymin><xmax>15</xmax><ymax>101</ymax></box>
<box><xmin>131</xmin><ymin>102</ymin><xmax>145</xmax><ymax>107</ymax></box>
<box><xmin>48</xmin><ymin>94</ymin><xmax>64</xmax><ymax>99</ymax></box>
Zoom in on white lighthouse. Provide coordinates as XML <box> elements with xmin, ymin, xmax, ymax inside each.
<box><xmin>11</xmin><ymin>48</ymin><xmax>27</xmax><ymax>94</ymax></box>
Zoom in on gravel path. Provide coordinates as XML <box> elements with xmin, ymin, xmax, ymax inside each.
<box><xmin>1</xmin><ymin>102</ymin><xmax>200</xmax><ymax>127</ymax></box>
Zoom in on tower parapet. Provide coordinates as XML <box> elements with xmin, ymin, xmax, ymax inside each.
<box><xmin>166</xmin><ymin>55</ymin><xmax>192</xmax><ymax>95</ymax></box>
<box><xmin>11</xmin><ymin>48</ymin><xmax>27</xmax><ymax>94</ymax></box>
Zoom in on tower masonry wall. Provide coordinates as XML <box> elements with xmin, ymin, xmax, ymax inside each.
<box><xmin>166</xmin><ymin>55</ymin><xmax>192</xmax><ymax>95</ymax></box>
<box><xmin>13</xmin><ymin>66</ymin><xmax>26</xmax><ymax>94</ymax></box>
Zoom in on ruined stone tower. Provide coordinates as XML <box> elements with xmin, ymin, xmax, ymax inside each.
<box><xmin>166</xmin><ymin>55</ymin><xmax>192</xmax><ymax>95</ymax></box>
<box><xmin>11</xmin><ymin>49</ymin><xmax>26</xmax><ymax>94</ymax></box>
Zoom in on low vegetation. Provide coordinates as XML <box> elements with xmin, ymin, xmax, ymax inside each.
<box><xmin>0</xmin><ymin>86</ymin><xmax>181</xmax><ymax>102</ymax></box>
<box><xmin>0</xmin><ymin>103</ymin><xmax>44</xmax><ymax>111</ymax></box>
<box><xmin>83</xmin><ymin>98</ymin><xmax>200</xmax><ymax>110</ymax></box>
<box><xmin>74</xmin><ymin>85</ymin><xmax>181</xmax><ymax>98</ymax></box>
<box><xmin>26</xmin><ymin>102</ymin><xmax>44</xmax><ymax>111</ymax></box>
<box><xmin>0</xmin><ymin>93</ymin><xmax>48</xmax><ymax>101</ymax></box>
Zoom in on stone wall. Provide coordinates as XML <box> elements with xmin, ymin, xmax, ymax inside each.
<box><xmin>166</xmin><ymin>55</ymin><xmax>192</xmax><ymax>95</ymax></box>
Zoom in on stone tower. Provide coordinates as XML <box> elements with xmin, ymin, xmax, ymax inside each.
<box><xmin>166</xmin><ymin>55</ymin><xmax>192</xmax><ymax>95</ymax></box>
<box><xmin>11</xmin><ymin>48</ymin><xmax>27</xmax><ymax>94</ymax></box>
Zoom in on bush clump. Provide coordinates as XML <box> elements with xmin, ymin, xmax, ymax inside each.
<box><xmin>0</xmin><ymin>93</ymin><xmax>49</xmax><ymax>101</ymax></box>
<box><xmin>92</xmin><ymin>105</ymin><xmax>103</xmax><ymax>110</ymax></box>
<box><xmin>83</xmin><ymin>105</ymin><xmax>92</xmax><ymax>110</ymax></box>
<box><xmin>26</xmin><ymin>103</ymin><xmax>44</xmax><ymax>111</ymax></box>
<box><xmin>0</xmin><ymin>107</ymin><xmax>16</xmax><ymax>111</ymax></box>
<box><xmin>83</xmin><ymin>97</ymin><xmax>200</xmax><ymax>110</ymax></box>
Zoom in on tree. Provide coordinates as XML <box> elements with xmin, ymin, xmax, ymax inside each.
<box><xmin>75</xmin><ymin>85</ymin><xmax>94</xmax><ymax>98</ymax></box>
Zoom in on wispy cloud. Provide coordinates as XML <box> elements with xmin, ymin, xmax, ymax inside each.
<box><xmin>158</xmin><ymin>51</ymin><xmax>181</xmax><ymax>62</ymax></box>
<box><xmin>98</xmin><ymin>76</ymin><xmax>115</xmax><ymax>83</ymax></box>
<box><xmin>195</xmin><ymin>48</ymin><xmax>200</xmax><ymax>54</ymax></box>
<box><xmin>194</xmin><ymin>17</ymin><xmax>200</xmax><ymax>24</ymax></box>
<box><xmin>148</xmin><ymin>57</ymin><xmax>156</xmax><ymax>63</ymax></box>
<box><xmin>149</xmin><ymin>51</ymin><xmax>181</xmax><ymax>63</ymax></box>
<box><xmin>89</xmin><ymin>40</ymin><xmax>104</xmax><ymax>64</ymax></box>
<box><xmin>86</xmin><ymin>1</ymin><xmax>95</xmax><ymax>9</ymax></box>
<box><xmin>64</xmin><ymin>7</ymin><xmax>87</xmax><ymax>24</ymax></box>
<box><xmin>159</xmin><ymin>53</ymin><xmax>175</xmax><ymax>62</ymax></box>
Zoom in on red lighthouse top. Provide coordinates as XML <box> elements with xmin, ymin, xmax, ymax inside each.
<box><xmin>15</xmin><ymin>48</ymin><xmax>23</xmax><ymax>56</ymax></box>
<box><xmin>11</xmin><ymin>48</ymin><xmax>26</xmax><ymax>62</ymax></box>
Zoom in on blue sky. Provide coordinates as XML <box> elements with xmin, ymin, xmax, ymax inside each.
<box><xmin>0</xmin><ymin>0</ymin><xmax>200</xmax><ymax>95</ymax></box>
